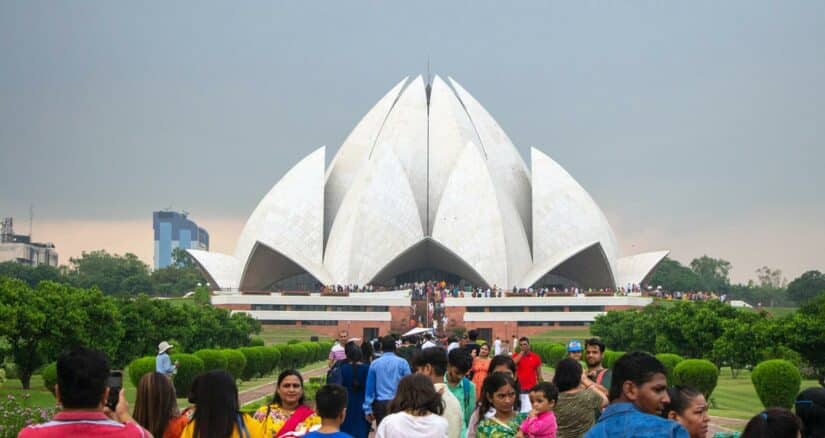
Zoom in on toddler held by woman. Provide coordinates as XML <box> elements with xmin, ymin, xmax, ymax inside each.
<box><xmin>517</xmin><ymin>382</ymin><xmax>558</xmax><ymax>438</ymax></box>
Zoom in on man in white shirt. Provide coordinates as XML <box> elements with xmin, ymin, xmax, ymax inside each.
<box><xmin>493</xmin><ymin>337</ymin><xmax>502</xmax><ymax>356</ymax></box>
<box><xmin>421</xmin><ymin>333</ymin><xmax>438</xmax><ymax>349</ymax></box>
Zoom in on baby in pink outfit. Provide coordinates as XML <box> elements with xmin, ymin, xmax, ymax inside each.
<box><xmin>517</xmin><ymin>382</ymin><xmax>558</xmax><ymax>438</ymax></box>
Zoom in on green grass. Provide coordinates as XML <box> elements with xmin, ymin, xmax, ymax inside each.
<box><xmin>763</xmin><ymin>307</ymin><xmax>797</xmax><ymax>318</ymax></box>
<box><xmin>259</xmin><ymin>326</ymin><xmax>329</xmax><ymax>345</ymax></box>
<box><xmin>709</xmin><ymin>368</ymin><xmax>819</xmax><ymax>420</ymax></box>
<box><xmin>529</xmin><ymin>327</ymin><xmax>592</xmax><ymax>344</ymax></box>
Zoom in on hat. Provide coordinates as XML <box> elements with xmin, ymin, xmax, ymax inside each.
<box><xmin>567</xmin><ymin>340</ymin><xmax>583</xmax><ymax>352</ymax></box>
<box><xmin>158</xmin><ymin>341</ymin><xmax>174</xmax><ymax>354</ymax></box>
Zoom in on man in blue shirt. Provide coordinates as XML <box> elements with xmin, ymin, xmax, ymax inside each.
<box><xmin>363</xmin><ymin>335</ymin><xmax>410</xmax><ymax>426</ymax></box>
<box><xmin>584</xmin><ymin>352</ymin><xmax>689</xmax><ymax>438</ymax></box>
<box><xmin>155</xmin><ymin>341</ymin><xmax>178</xmax><ymax>378</ymax></box>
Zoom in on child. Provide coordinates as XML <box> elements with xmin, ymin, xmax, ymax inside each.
<box><xmin>517</xmin><ymin>382</ymin><xmax>558</xmax><ymax>438</ymax></box>
<box><xmin>304</xmin><ymin>384</ymin><xmax>353</xmax><ymax>438</ymax></box>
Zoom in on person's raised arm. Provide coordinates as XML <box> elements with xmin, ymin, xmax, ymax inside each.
<box><xmin>512</xmin><ymin>351</ymin><xmax>523</xmax><ymax>364</ymax></box>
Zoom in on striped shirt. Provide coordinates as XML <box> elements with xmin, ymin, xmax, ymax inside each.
<box><xmin>18</xmin><ymin>411</ymin><xmax>149</xmax><ymax>437</ymax></box>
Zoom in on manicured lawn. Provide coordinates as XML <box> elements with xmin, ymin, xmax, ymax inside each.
<box><xmin>259</xmin><ymin>326</ymin><xmax>329</xmax><ymax>345</ymax></box>
<box><xmin>529</xmin><ymin>327</ymin><xmax>592</xmax><ymax>344</ymax></box>
<box><xmin>709</xmin><ymin>368</ymin><xmax>819</xmax><ymax>420</ymax></box>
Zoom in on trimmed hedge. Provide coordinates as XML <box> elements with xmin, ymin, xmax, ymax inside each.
<box><xmin>602</xmin><ymin>351</ymin><xmax>625</xmax><ymax>369</ymax></box>
<box><xmin>42</xmin><ymin>362</ymin><xmax>57</xmax><ymax>395</ymax></box>
<box><xmin>221</xmin><ymin>349</ymin><xmax>247</xmax><ymax>380</ymax></box>
<box><xmin>239</xmin><ymin>347</ymin><xmax>264</xmax><ymax>380</ymax></box>
<box><xmin>254</xmin><ymin>346</ymin><xmax>279</xmax><ymax>375</ymax></box>
<box><xmin>169</xmin><ymin>353</ymin><xmax>204</xmax><ymax>397</ymax></box>
<box><xmin>128</xmin><ymin>356</ymin><xmax>157</xmax><ymax>388</ymax></box>
<box><xmin>751</xmin><ymin>359</ymin><xmax>801</xmax><ymax>409</ymax></box>
<box><xmin>194</xmin><ymin>349</ymin><xmax>229</xmax><ymax>372</ymax></box>
<box><xmin>249</xmin><ymin>336</ymin><xmax>265</xmax><ymax>347</ymax></box>
<box><xmin>655</xmin><ymin>353</ymin><xmax>685</xmax><ymax>385</ymax></box>
<box><xmin>672</xmin><ymin>359</ymin><xmax>718</xmax><ymax>399</ymax></box>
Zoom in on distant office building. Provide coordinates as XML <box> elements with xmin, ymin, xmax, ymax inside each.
<box><xmin>153</xmin><ymin>211</ymin><xmax>209</xmax><ymax>270</ymax></box>
<box><xmin>0</xmin><ymin>217</ymin><xmax>58</xmax><ymax>267</ymax></box>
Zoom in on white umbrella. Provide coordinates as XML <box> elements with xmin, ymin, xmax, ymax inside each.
<box><xmin>402</xmin><ymin>327</ymin><xmax>434</xmax><ymax>337</ymax></box>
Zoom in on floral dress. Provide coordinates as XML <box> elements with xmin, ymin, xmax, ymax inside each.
<box><xmin>253</xmin><ymin>403</ymin><xmax>321</xmax><ymax>437</ymax></box>
<box><xmin>476</xmin><ymin>412</ymin><xmax>528</xmax><ymax>438</ymax></box>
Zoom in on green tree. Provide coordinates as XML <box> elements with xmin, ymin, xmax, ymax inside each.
<box><xmin>711</xmin><ymin>310</ymin><xmax>771</xmax><ymax>377</ymax></box>
<box><xmin>786</xmin><ymin>270</ymin><xmax>825</xmax><ymax>305</ymax></box>
<box><xmin>781</xmin><ymin>295</ymin><xmax>825</xmax><ymax>385</ymax></box>
<box><xmin>689</xmin><ymin>256</ymin><xmax>731</xmax><ymax>292</ymax></box>
<box><xmin>149</xmin><ymin>248</ymin><xmax>205</xmax><ymax>296</ymax></box>
<box><xmin>67</xmin><ymin>250</ymin><xmax>154</xmax><ymax>295</ymax></box>
<box><xmin>0</xmin><ymin>262</ymin><xmax>62</xmax><ymax>287</ymax></box>
<box><xmin>648</xmin><ymin>258</ymin><xmax>705</xmax><ymax>292</ymax></box>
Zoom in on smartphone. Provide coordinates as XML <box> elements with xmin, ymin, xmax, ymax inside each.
<box><xmin>106</xmin><ymin>370</ymin><xmax>123</xmax><ymax>411</ymax></box>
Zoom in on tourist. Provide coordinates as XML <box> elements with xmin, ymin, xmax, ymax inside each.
<box><xmin>467</xmin><ymin>355</ymin><xmax>522</xmax><ymax>438</ymax></box>
<box><xmin>661</xmin><ymin>386</ymin><xmax>709</xmax><ymax>438</ymax></box>
<box><xmin>494</xmin><ymin>337</ymin><xmax>502</xmax><ymax>356</ymax></box>
<box><xmin>566</xmin><ymin>340</ymin><xmax>582</xmax><ymax>362</ymax></box>
<box><xmin>180</xmin><ymin>370</ymin><xmax>265</xmax><ymax>438</ymax></box>
<box><xmin>335</xmin><ymin>342</ymin><xmax>370</xmax><ymax>438</ymax></box>
<box><xmin>465</xmin><ymin>330</ymin><xmax>482</xmax><ymax>357</ymax></box>
<box><xmin>518</xmin><ymin>382</ymin><xmax>559</xmax><ymax>438</ymax></box>
<box><xmin>254</xmin><ymin>369</ymin><xmax>321</xmax><ymax>436</ymax></box>
<box><xmin>363</xmin><ymin>335</ymin><xmax>412</xmax><ymax>426</ymax></box>
<box><xmin>422</xmin><ymin>332</ymin><xmax>439</xmax><ymax>349</ymax></box>
<box><xmin>412</xmin><ymin>347</ymin><xmax>464</xmax><ymax>438</ymax></box>
<box><xmin>583</xmin><ymin>339</ymin><xmax>610</xmax><ymax>397</ymax></box>
<box><xmin>552</xmin><ymin>358</ymin><xmax>606</xmax><ymax>438</ymax></box>
<box><xmin>446</xmin><ymin>348</ymin><xmax>477</xmax><ymax>435</ymax></box>
<box><xmin>305</xmin><ymin>384</ymin><xmax>352</xmax><ymax>438</ymax></box>
<box><xmin>583</xmin><ymin>352</ymin><xmax>687</xmax><ymax>438</ymax></box>
<box><xmin>513</xmin><ymin>338</ymin><xmax>543</xmax><ymax>408</ymax></box>
<box><xmin>328</xmin><ymin>331</ymin><xmax>349</xmax><ymax>369</ymax></box>
<box><xmin>476</xmin><ymin>373</ymin><xmax>527</xmax><ymax>438</ymax></box>
<box><xmin>375</xmin><ymin>374</ymin><xmax>448</xmax><ymax>438</ymax></box>
<box><xmin>133</xmin><ymin>372</ymin><xmax>189</xmax><ymax>438</ymax></box>
<box><xmin>471</xmin><ymin>344</ymin><xmax>492</xmax><ymax>400</ymax></box>
<box><xmin>796</xmin><ymin>387</ymin><xmax>825</xmax><ymax>438</ymax></box>
<box><xmin>156</xmin><ymin>341</ymin><xmax>179</xmax><ymax>378</ymax></box>
<box><xmin>448</xmin><ymin>336</ymin><xmax>461</xmax><ymax>353</ymax></box>
<box><xmin>740</xmin><ymin>408</ymin><xmax>802</xmax><ymax>438</ymax></box>
<box><xmin>18</xmin><ymin>347</ymin><xmax>149</xmax><ymax>437</ymax></box>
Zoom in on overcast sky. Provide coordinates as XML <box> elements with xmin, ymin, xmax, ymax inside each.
<box><xmin>1</xmin><ymin>1</ymin><xmax>823</xmax><ymax>283</ymax></box>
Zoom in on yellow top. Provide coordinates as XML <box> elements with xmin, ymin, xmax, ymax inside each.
<box><xmin>252</xmin><ymin>403</ymin><xmax>321</xmax><ymax>437</ymax></box>
<box><xmin>179</xmin><ymin>413</ymin><xmax>266</xmax><ymax>438</ymax></box>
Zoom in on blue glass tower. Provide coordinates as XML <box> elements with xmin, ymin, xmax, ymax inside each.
<box><xmin>152</xmin><ymin>211</ymin><xmax>209</xmax><ymax>269</ymax></box>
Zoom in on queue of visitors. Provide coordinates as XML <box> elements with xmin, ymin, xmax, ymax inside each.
<box><xmin>18</xmin><ymin>335</ymin><xmax>824</xmax><ymax>438</ymax></box>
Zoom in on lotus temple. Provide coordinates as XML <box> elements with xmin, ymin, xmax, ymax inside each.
<box><xmin>188</xmin><ymin>75</ymin><xmax>667</xmax><ymax>339</ymax></box>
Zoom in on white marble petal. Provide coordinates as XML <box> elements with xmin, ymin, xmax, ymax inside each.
<box><xmin>240</xmin><ymin>241</ymin><xmax>333</xmax><ymax>290</ymax></box>
<box><xmin>427</xmin><ymin>75</ymin><xmax>483</xmax><ymax>234</ymax></box>
<box><xmin>234</xmin><ymin>146</ymin><xmax>326</xmax><ymax>277</ymax></box>
<box><xmin>431</xmin><ymin>141</ymin><xmax>508</xmax><ymax>288</ymax></box>
<box><xmin>370</xmin><ymin>75</ymin><xmax>429</xmax><ymax>232</ymax></box>
<box><xmin>531</xmin><ymin>147</ymin><xmax>620</xmax><ymax>279</ymax></box>
<box><xmin>448</xmin><ymin>77</ymin><xmax>533</xmax><ymax>242</ymax></box>
<box><xmin>324</xmin><ymin>77</ymin><xmax>408</xmax><ymax>243</ymax></box>
<box><xmin>186</xmin><ymin>249</ymin><xmax>241</xmax><ymax>290</ymax></box>
<box><xmin>323</xmin><ymin>146</ymin><xmax>425</xmax><ymax>285</ymax></box>
<box><xmin>614</xmin><ymin>250</ymin><xmax>670</xmax><ymax>288</ymax></box>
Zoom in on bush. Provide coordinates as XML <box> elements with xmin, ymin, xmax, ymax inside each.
<box><xmin>249</xmin><ymin>336</ymin><xmax>265</xmax><ymax>347</ymax></box>
<box><xmin>41</xmin><ymin>362</ymin><xmax>57</xmax><ymax>395</ymax></box>
<box><xmin>751</xmin><ymin>359</ymin><xmax>801</xmax><ymax>409</ymax></box>
<box><xmin>3</xmin><ymin>362</ymin><xmax>18</xmax><ymax>380</ymax></box>
<box><xmin>287</xmin><ymin>339</ymin><xmax>301</xmax><ymax>345</ymax></box>
<box><xmin>602</xmin><ymin>351</ymin><xmax>625</xmax><ymax>369</ymax></box>
<box><xmin>194</xmin><ymin>349</ymin><xmax>229</xmax><ymax>372</ymax></box>
<box><xmin>672</xmin><ymin>359</ymin><xmax>719</xmax><ymax>399</ymax></box>
<box><xmin>128</xmin><ymin>356</ymin><xmax>157</xmax><ymax>388</ymax></box>
<box><xmin>169</xmin><ymin>353</ymin><xmax>204</xmax><ymax>397</ymax></box>
<box><xmin>0</xmin><ymin>394</ymin><xmax>59</xmax><ymax>435</ymax></box>
<box><xmin>239</xmin><ymin>347</ymin><xmax>264</xmax><ymax>380</ymax></box>
<box><xmin>221</xmin><ymin>349</ymin><xmax>247</xmax><ymax>380</ymax></box>
<box><xmin>655</xmin><ymin>353</ymin><xmax>685</xmax><ymax>385</ymax></box>
<box><xmin>284</xmin><ymin>344</ymin><xmax>307</xmax><ymax>368</ymax></box>
<box><xmin>547</xmin><ymin>344</ymin><xmax>568</xmax><ymax>367</ymax></box>
<box><xmin>254</xmin><ymin>346</ymin><xmax>278</xmax><ymax>375</ymax></box>
<box><xmin>760</xmin><ymin>346</ymin><xmax>803</xmax><ymax>369</ymax></box>
<box><xmin>0</xmin><ymin>368</ymin><xmax>5</xmax><ymax>387</ymax></box>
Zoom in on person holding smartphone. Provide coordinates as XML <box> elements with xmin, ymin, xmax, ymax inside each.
<box><xmin>156</xmin><ymin>341</ymin><xmax>179</xmax><ymax>378</ymax></box>
<box><xmin>18</xmin><ymin>347</ymin><xmax>149</xmax><ymax>437</ymax></box>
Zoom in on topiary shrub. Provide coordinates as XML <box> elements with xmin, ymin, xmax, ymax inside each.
<box><xmin>547</xmin><ymin>344</ymin><xmax>568</xmax><ymax>367</ymax></box>
<box><xmin>249</xmin><ymin>336</ymin><xmax>265</xmax><ymax>347</ymax></box>
<box><xmin>253</xmin><ymin>346</ymin><xmax>277</xmax><ymax>375</ymax></box>
<box><xmin>265</xmin><ymin>346</ymin><xmax>282</xmax><ymax>373</ymax></box>
<box><xmin>655</xmin><ymin>353</ymin><xmax>685</xmax><ymax>385</ymax></box>
<box><xmin>41</xmin><ymin>362</ymin><xmax>57</xmax><ymax>395</ymax></box>
<box><xmin>751</xmin><ymin>359</ymin><xmax>801</xmax><ymax>409</ymax></box>
<box><xmin>169</xmin><ymin>353</ymin><xmax>204</xmax><ymax>397</ymax></box>
<box><xmin>287</xmin><ymin>339</ymin><xmax>301</xmax><ymax>345</ymax></box>
<box><xmin>239</xmin><ymin>347</ymin><xmax>264</xmax><ymax>380</ymax></box>
<box><xmin>304</xmin><ymin>342</ymin><xmax>321</xmax><ymax>362</ymax></box>
<box><xmin>128</xmin><ymin>356</ymin><xmax>157</xmax><ymax>388</ymax></box>
<box><xmin>285</xmin><ymin>344</ymin><xmax>307</xmax><ymax>368</ymax></box>
<box><xmin>672</xmin><ymin>359</ymin><xmax>719</xmax><ymax>399</ymax></box>
<box><xmin>221</xmin><ymin>349</ymin><xmax>246</xmax><ymax>380</ymax></box>
<box><xmin>194</xmin><ymin>349</ymin><xmax>228</xmax><ymax>372</ymax></box>
<box><xmin>602</xmin><ymin>351</ymin><xmax>626</xmax><ymax>369</ymax></box>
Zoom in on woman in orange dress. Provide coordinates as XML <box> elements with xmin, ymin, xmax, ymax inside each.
<box><xmin>470</xmin><ymin>343</ymin><xmax>492</xmax><ymax>400</ymax></box>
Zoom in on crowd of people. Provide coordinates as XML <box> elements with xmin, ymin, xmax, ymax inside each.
<box><xmin>17</xmin><ymin>333</ymin><xmax>824</xmax><ymax>438</ymax></box>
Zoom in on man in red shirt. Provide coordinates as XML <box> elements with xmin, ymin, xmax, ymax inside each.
<box><xmin>18</xmin><ymin>347</ymin><xmax>149</xmax><ymax>437</ymax></box>
<box><xmin>512</xmin><ymin>336</ymin><xmax>543</xmax><ymax>392</ymax></box>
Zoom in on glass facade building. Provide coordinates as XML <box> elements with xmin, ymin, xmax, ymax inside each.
<box><xmin>152</xmin><ymin>211</ymin><xmax>209</xmax><ymax>269</ymax></box>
